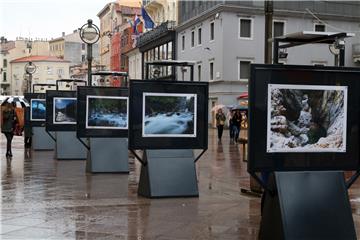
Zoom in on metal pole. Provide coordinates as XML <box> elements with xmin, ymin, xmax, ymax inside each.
<box><xmin>264</xmin><ymin>0</ymin><xmax>273</xmax><ymax>64</ymax></box>
<box><xmin>28</xmin><ymin>74</ymin><xmax>32</xmax><ymax>93</ymax></box>
<box><xmin>273</xmin><ymin>39</ymin><xmax>279</xmax><ymax>64</ymax></box>
<box><xmin>339</xmin><ymin>48</ymin><xmax>345</xmax><ymax>67</ymax></box>
<box><xmin>190</xmin><ymin>65</ymin><xmax>194</xmax><ymax>81</ymax></box>
<box><xmin>87</xmin><ymin>44</ymin><xmax>93</xmax><ymax>86</ymax></box>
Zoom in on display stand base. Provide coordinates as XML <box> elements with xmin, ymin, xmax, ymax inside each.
<box><xmin>259</xmin><ymin>171</ymin><xmax>356</xmax><ymax>240</ymax></box>
<box><xmin>33</xmin><ymin>126</ymin><xmax>55</xmax><ymax>151</ymax></box>
<box><xmin>55</xmin><ymin>131</ymin><xmax>87</xmax><ymax>160</ymax></box>
<box><xmin>88</xmin><ymin>138</ymin><xmax>129</xmax><ymax>173</ymax></box>
<box><xmin>138</xmin><ymin>149</ymin><xmax>198</xmax><ymax>198</ymax></box>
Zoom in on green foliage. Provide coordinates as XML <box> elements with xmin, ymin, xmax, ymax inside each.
<box><xmin>145</xmin><ymin>96</ymin><xmax>194</xmax><ymax>115</ymax></box>
<box><xmin>89</xmin><ymin>98</ymin><xmax>127</xmax><ymax>114</ymax></box>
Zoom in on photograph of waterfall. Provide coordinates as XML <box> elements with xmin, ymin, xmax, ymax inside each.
<box><xmin>86</xmin><ymin>96</ymin><xmax>128</xmax><ymax>129</ymax></box>
<box><xmin>30</xmin><ymin>99</ymin><xmax>46</xmax><ymax>121</ymax></box>
<box><xmin>267</xmin><ymin>84</ymin><xmax>347</xmax><ymax>153</ymax></box>
<box><xmin>142</xmin><ymin>93</ymin><xmax>197</xmax><ymax>137</ymax></box>
<box><xmin>53</xmin><ymin>97</ymin><xmax>77</xmax><ymax>124</ymax></box>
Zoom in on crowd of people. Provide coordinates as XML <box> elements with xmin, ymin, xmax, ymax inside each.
<box><xmin>215</xmin><ymin>108</ymin><xmax>247</xmax><ymax>143</ymax></box>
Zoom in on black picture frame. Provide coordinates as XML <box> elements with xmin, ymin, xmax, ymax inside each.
<box><xmin>248</xmin><ymin>64</ymin><xmax>360</xmax><ymax>172</ymax></box>
<box><xmin>46</xmin><ymin>90</ymin><xmax>77</xmax><ymax>132</ymax></box>
<box><xmin>24</xmin><ymin>93</ymin><xmax>46</xmax><ymax>127</ymax></box>
<box><xmin>77</xmin><ymin>86</ymin><xmax>129</xmax><ymax>138</ymax></box>
<box><xmin>129</xmin><ymin>80</ymin><xmax>209</xmax><ymax>150</ymax></box>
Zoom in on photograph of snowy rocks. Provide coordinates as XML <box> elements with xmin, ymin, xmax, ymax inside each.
<box><xmin>267</xmin><ymin>84</ymin><xmax>347</xmax><ymax>153</ymax></box>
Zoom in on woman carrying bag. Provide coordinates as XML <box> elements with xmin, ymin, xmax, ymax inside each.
<box><xmin>1</xmin><ymin>103</ymin><xmax>18</xmax><ymax>157</ymax></box>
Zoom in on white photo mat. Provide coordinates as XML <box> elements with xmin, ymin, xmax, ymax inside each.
<box><xmin>30</xmin><ymin>99</ymin><xmax>46</xmax><ymax>121</ymax></box>
<box><xmin>53</xmin><ymin>97</ymin><xmax>77</xmax><ymax>124</ymax></box>
<box><xmin>142</xmin><ymin>92</ymin><xmax>197</xmax><ymax>138</ymax></box>
<box><xmin>266</xmin><ymin>84</ymin><xmax>348</xmax><ymax>153</ymax></box>
<box><xmin>85</xmin><ymin>95</ymin><xmax>129</xmax><ymax>130</ymax></box>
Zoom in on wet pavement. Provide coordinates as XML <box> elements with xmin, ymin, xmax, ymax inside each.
<box><xmin>1</xmin><ymin>129</ymin><xmax>360</xmax><ymax>239</ymax></box>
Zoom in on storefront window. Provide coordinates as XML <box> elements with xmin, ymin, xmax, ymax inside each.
<box><xmin>168</xmin><ymin>42</ymin><xmax>172</xmax><ymax>60</ymax></box>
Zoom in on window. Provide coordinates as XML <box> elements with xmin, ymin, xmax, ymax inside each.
<box><xmin>209</xmin><ymin>61</ymin><xmax>214</xmax><ymax>80</ymax></box>
<box><xmin>198</xmin><ymin>28</ymin><xmax>202</xmax><ymax>45</ymax></box>
<box><xmin>239</xmin><ymin>60</ymin><xmax>251</xmax><ymax>80</ymax></box>
<box><xmin>182</xmin><ymin>35</ymin><xmax>185</xmax><ymax>51</ymax></box>
<box><xmin>191</xmin><ymin>30</ymin><xmax>195</xmax><ymax>48</ymax></box>
<box><xmin>239</xmin><ymin>18</ymin><xmax>252</xmax><ymax>39</ymax></box>
<box><xmin>198</xmin><ymin>64</ymin><xmax>201</xmax><ymax>81</ymax></box>
<box><xmin>273</xmin><ymin>21</ymin><xmax>285</xmax><ymax>37</ymax></box>
<box><xmin>57</xmin><ymin>68</ymin><xmax>64</xmax><ymax>76</ymax></box>
<box><xmin>47</xmin><ymin>66</ymin><xmax>53</xmax><ymax>75</ymax></box>
<box><xmin>3</xmin><ymin>72</ymin><xmax>6</xmax><ymax>82</ymax></box>
<box><xmin>81</xmin><ymin>55</ymin><xmax>86</xmax><ymax>62</ymax></box>
<box><xmin>314</xmin><ymin>23</ymin><xmax>325</xmax><ymax>32</ymax></box>
<box><xmin>81</xmin><ymin>43</ymin><xmax>86</xmax><ymax>50</ymax></box>
<box><xmin>3</xmin><ymin>59</ymin><xmax>7</xmax><ymax>68</ymax></box>
<box><xmin>210</xmin><ymin>21</ymin><xmax>214</xmax><ymax>41</ymax></box>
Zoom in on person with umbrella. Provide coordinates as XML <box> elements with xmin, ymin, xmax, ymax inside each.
<box><xmin>1</xmin><ymin>102</ymin><xmax>17</xmax><ymax>157</ymax></box>
<box><xmin>215</xmin><ymin>108</ymin><xmax>226</xmax><ymax>142</ymax></box>
<box><xmin>1</xmin><ymin>96</ymin><xmax>29</xmax><ymax>157</ymax></box>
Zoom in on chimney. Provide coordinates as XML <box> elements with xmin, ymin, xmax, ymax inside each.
<box><xmin>62</xmin><ymin>32</ymin><xmax>65</xmax><ymax>37</ymax></box>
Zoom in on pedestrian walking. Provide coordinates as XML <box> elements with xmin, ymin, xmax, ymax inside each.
<box><xmin>232</xmin><ymin>110</ymin><xmax>242</xmax><ymax>143</ymax></box>
<box><xmin>216</xmin><ymin>108</ymin><xmax>226</xmax><ymax>142</ymax></box>
<box><xmin>228</xmin><ymin>111</ymin><xmax>234</xmax><ymax>143</ymax></box>
<box><xmin>1</xmin><ymin>103</ymin><xmax>17</xmax><ymax>157</ymax></box>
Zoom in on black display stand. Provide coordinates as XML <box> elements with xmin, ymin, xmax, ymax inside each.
<box><xmin>137</xmin><ymin>149</ymin><xmax>199</xmax><ymax>198</ymax></box>
<box><xmin>259</xmin><ymin>171</ymin><xmax>356</xmax><ymax>240</ymax></box>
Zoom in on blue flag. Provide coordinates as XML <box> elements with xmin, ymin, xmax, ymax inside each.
<box><xmin>142</xmin><ymin>6</ymin><xmax>155</xmax><ymax>29</ymax></box>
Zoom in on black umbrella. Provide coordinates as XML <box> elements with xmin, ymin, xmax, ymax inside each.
<box><xmin>1</xmin><ymin>96</ymin><xmax>30</xmax><ymax>108</ymax></box>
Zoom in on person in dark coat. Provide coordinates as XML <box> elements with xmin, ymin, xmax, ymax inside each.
<box><xmin>1</xmin><ymin>103</ymin><xmax>17</xmax><ymax>157</ymax></box>
<box><xmin>232</xmin><ymin>110</ymin><xmax>242</xmax><ymax>142</ymax></box>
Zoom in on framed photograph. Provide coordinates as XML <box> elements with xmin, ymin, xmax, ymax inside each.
<box><xmin>142</xmin><ymin>93</ymin><xmax>197</xmax><ymax>137</ymax></box>
<box><xmin>267</xmin><ymin>84</ymin><xmax>347</xmax><ymax>153</ymax></box>
<box><xmin>86</xmin><ymin>96</ymin><xmax>128</xmax><ymax>129</ymax></box>
<box><xmin>129</xmin><ymin>80</ymin><xmax>208</xmax><ymax>150</ymax></box>
<box><xmin>77</xmin><ymin>86</ymin><xmax>129</xmax><ymax>138</ymax></box>
<box><xmin>30</xmin><ymin>99</ymin><xmax>46</xmax><ymax>121</ymax></box>
<box><xmin>24</xmin><ymin>93</ymin><xmax>46</xmax><ymax>127</ymax></box>
<box><xmin>248</xmin><ymin>64</ymin><xmax>360</xmax><ymax>172</ymax></box>
<box><xmin>46</xmin><ymin>90</ymin><xmax>77</xmax><ymax>131</ymax></box>
<box><xmin>53</xmin><ymin>97</ymin><xmax>77</xmax><ymax>124</ymax></box>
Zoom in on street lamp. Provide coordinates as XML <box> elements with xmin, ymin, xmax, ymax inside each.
<box><xmin>24</xmin><ymin>61</ymin><xmax>36</xmax><ymax>93</ymax></box>
<box><xmin>79</xmin><ymin>19</ymin><xmax>100</xmax><ymax>86</ymax></box>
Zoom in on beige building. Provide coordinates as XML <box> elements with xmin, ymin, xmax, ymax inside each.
<box><xmin>1</xmin><ymin>38</ymin><xmax>50</xmax><ymax>95</ymax></box>
<box><xmin>97</xmin><ymin>2</ymin><xmax>120</xmax><ymax>70</ymax></box>
<box><xmin>144</xmin><ymin>0</ymin><xmax>178</xmax><ymax>26</ymax></box>
<box><xmin>10</xmin><ymin>56</ymin><xmax>69</xmax><ymax>95</ymax></box>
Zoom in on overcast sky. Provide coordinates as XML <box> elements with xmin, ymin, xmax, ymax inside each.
<box><xmin>0</xmin><ymin>0</ymin><xmax>113</xmax><ymax>41</ymax></box>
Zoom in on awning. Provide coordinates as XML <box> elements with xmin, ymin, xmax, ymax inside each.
<box><xmin>237</xmin><ymin>92</ymin><xmax>248</xmax><ymax>99</ymax></box>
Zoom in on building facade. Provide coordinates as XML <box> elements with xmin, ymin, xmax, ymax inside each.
<box><xmin>10</xmin><ymin>56</ymin><xmax>70</xmax><ymax>95</ymax></box>
<box><xmin>0</xmin><ymin>38</ymin><xmax>15</xmax><ymax>95</ymax></box>
<box><xmin>49</xmin><ymin>31</ymin><xmax>99</xmax><ymax>67</ymax></box>
<box><xmin>144</xmin><ymin>0</ymin><xmax>178</xmax><ymax>26</ymax></box>
<box><xmin>176</xmin><ymin>1</ymin><xmax>360</xmax><ymax>125</ymax></box>
<box><xmin>2</xmin><ymin>38</ymin><xmax>50</xmax><ymax>95</ymax></box>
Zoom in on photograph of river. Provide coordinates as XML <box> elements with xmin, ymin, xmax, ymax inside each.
<box><xmin>143</xmin><ymin>93</ymin><xmax>197</xmax><ymax>137</ymax></box>
<box><xmin>31</xmin><ymin>99</ymin><xmax>46</xmax><ymax>121</ymax></box>
<box><xmin>86</xmin><ymin>96</ymin><xmax>128</xmax><ymax>129</ymax></box>
<box><xmin>267</xmin><ymin>84</ymin><xmax>347</xmax><ymax>153</ymax></box>
<box><xmin>53</xmin><ymin>97</ymin><xmax>77</xmax><ymax>124</ymax></box>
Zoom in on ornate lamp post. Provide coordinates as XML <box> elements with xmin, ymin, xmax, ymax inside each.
<box><xmin>24</xmin><ymin>61</ymin><xmax>36</xmax><ymax>93</ymax></box>
<box><xmin>79</xmin><ymin>19</ymin><xmax>100</xmax><ymax>86</ymax></box>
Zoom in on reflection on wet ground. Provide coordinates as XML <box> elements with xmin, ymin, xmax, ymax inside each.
<box><xmin>1</xmin><ymin>129</ymin><xmax>360</xmax><ymax>239</ymax></box>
